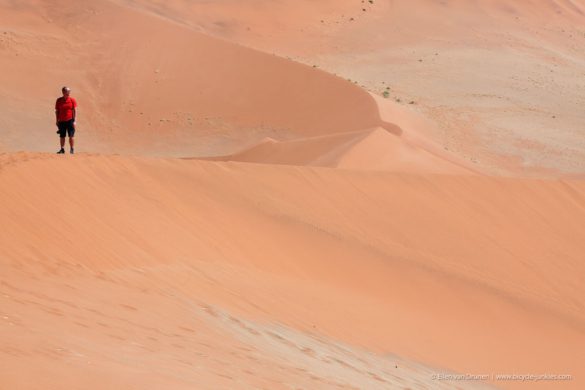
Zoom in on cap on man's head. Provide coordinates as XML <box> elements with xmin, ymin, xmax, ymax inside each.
<box><xmin>62</xmin><ymin>86</ymin><xmax>71</xmax><ymax>92</ymax></box>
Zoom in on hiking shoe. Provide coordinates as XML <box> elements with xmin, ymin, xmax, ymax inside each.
<box><xmin>70</xmin><ymin>148</ymin><xmax>74</xmax><ymax>154</ymax></box>
<box><xmin>57</xmin><ymin>148</ymin><xmax>65</xmax><ymax>154</ymax></box>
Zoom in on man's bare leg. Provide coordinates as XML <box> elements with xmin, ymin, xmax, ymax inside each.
<box><xmin>57</xmin><ymin>137</ymin><xmax>66</xmax><ymax>154</ymax></box>
<box><xmin>69</xmin><ymin>137</ymin><xmax>75</xmax><ymax>154</ymax></box>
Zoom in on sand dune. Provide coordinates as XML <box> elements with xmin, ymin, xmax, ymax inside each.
<box><xmin>206</xmin><ymin>127</ymin><xmax>475</xmax><ymax>174</ymax></box>
<box><xmin>1</xmin><ymin>153</ymin><xmax>584</xmax><ymax>389</ymax></box>
<box><xmin>139</xmin><ymin>0</ymin><xmax>585</xmax><ymax>176</ymax></box>
<box><xmin>0</xmin><ymin>0</ymin><xmax>396</xmax><ymax>157</ymax></box>
<box><xmin>204</xmin><ymin>93</ymin><xmax>479</xmax><ymax>174</ymax></box>
<box><xmin>1</xmin><ymin>0</ymin><xmax>585</xmax><ymax>389</ymax></box>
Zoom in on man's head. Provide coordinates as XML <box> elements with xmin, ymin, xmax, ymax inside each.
<box><xmin>62</xmin><ymin>86</ymin><xmax>71</xmax><ymax>97</ymax></box>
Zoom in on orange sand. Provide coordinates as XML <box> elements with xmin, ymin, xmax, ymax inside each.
<box><xmin>1</xmin><ymin>1</ymin><xmax>584</xmax><ymax>389</ymax></box>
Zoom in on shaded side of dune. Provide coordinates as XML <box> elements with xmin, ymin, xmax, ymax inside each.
<box><xmin>202</xmin><ymin>127</ymin><xmax>475</xmax><ymax>174</ymax></box>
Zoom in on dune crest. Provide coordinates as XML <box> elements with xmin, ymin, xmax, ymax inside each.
<box><xmin>0</xmin><ymin>0</ymin><xmax>392</xmax><ymax>157</ymax></box>
<box><xmin>137</xmin><ymin>0</ymin><xmax>585</xmax><ymax>176</ymax></box>
<box><xmin>1</xmin><ymin>0</ymin><xmax>585</xmax><ymax>389</ymax></box>
<box><xmin>207</xmin><ymin>127</ymin><xmax>475</xmax><ymax>174</ymax></box>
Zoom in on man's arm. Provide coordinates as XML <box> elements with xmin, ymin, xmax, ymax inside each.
<box><xmin>72</xmin><ymin>99</ymin><xmax>77</xmax><ymax>124</ymax></box>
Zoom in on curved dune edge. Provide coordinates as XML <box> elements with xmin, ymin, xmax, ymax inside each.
<box><xmin>1</xmin><ymin>153</ymin><xmax>585</xmax><ymax>389</ymax></box>
<box><xmin>1</xmin><ymin>2</ymin><xmax>584</xmax><ymax>390</ymax></box>
<box><xmin>0</xmin><ymin>0</ymin><xmax>390</xmax><ymax>157</ymax></box>
<box><xmin>154</xmin><ymin>0</ymin><xmax>585</xmax><ymax>176</ymax></box>
<box><xmin>200</xmin><ymin>94</ymin><xmax>480</xmax><ymax>174</ymax></box>
<box><xmin>1</xmin><ymin>0</ymin><xmax>481</xmax><ymax>177</ymax></box>
<box><xmin>202</xmin><ymin>127</ymin><xmax>475</xmax><ymax>174</ymax></box>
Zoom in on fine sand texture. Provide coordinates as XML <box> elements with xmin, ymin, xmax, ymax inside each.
<box><xmin>2</xmin><ymin>154</ymin><xmax>585</xmax><ymax>390</ymax></box>
<box><xmin>130</xmin><ymin>0</ymin><xmax>585</xmax><ymax>176</ymax></box>
<box><xmin>1</xmin><ymin>1</ymin><xmax>585</xmax><ymax>389</ymax></box>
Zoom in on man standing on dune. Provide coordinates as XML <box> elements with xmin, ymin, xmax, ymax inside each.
<box><xmin>55</xmin><ymin>86</ymin><xmax>77</xmax><ymax>154</ymax></box>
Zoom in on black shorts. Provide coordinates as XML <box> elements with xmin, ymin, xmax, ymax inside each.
<box><xmin>57</xmin><ymin>120</ymin><xmax>75</xmax><ymax>138</ymax></box>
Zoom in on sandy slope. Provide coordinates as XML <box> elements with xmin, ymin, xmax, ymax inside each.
<box><xmin>0</xmin><ymin>0</ymin><xmax>473</xmax><ymax>168</ymax></box>
<box><xmin>0</xmin><ymin>0</ymin><xmax>395</xmax><ymax>157</ymax></box>
<box><xmin>135</xmin><ymin>0</ymin><xmax>585</xmax><ymax>176</ymax></box>
<box><xmin>205</xmin><ymin>93</ymin><xmax>481</xmax><ymax>174</ymax></box>
<box><xmin>205</xmin><ymin>127</ymin><xmax>475</xmax><ymax>174</ymax></box>
<box><xmin>1</xmin><ymin>0</ymin><xmax>585</xmax><ymax>389</ymax></box>
<box><xmin>1</xmin><ymin>153</ymin><xmax>584</xmax><ymax>389</ymax></box>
